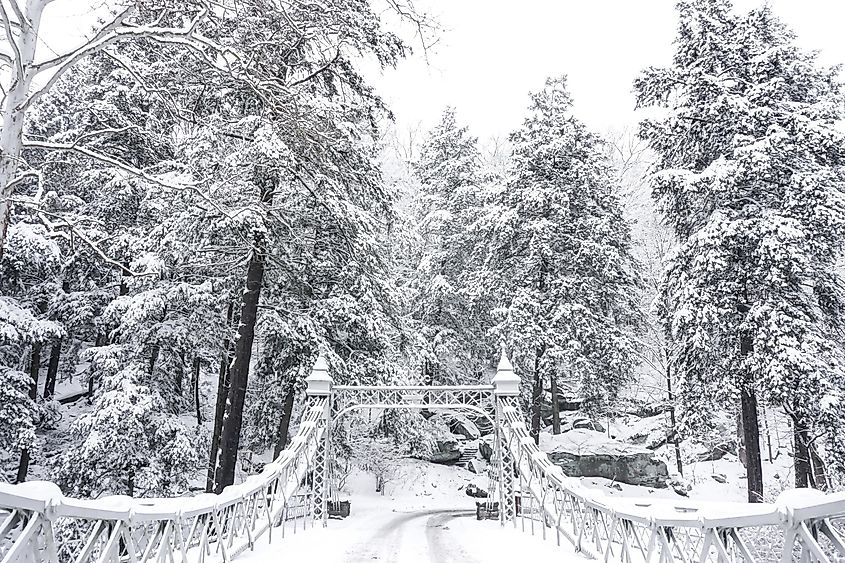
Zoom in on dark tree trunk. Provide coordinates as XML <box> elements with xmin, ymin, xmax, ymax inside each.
<box><xmin>207</xmin><ymin>302</ymin><xmax>235</xmax><ymax>492</ymax></box>
<box><xmin>550</xmin><ymin>371</ymin><xmax>560</xmax><ymax>435</ymax></box>
<box><xmin>793</xmin><ymin>415</ymin><xmax>811</xmax><ymax>488</ymax></box>
<box><xmin>809</xmin><ymin>442</ymin><xmax>828</xmax><ymax>490</ymax></box>
<box><xmin>736</xmin><ymin>271</ymin><xmax>762</xmax><ymax>502</ymax></box>
<box><xmin>44</xmin><ymin>340</ymin><xmax>61</xmax><ymax>399</ymax></box>
<box><xmin>193</xmin><ymin>356</ymin><xmax>202</xmax><ymax>425</ymax></box>
<box><xmin>215</xmin><ymin>179</ymin><xmax>273</xmax><ymax>493</ymax></box>
<box><xmin>15</xmin><ymin>450</ymin><xmax>30</xmax><ymax>484</ymax></box>
<box><xmin>28</xmin><ymin>342</ymin><xmax>41</xmax><ymax>397</ymax></box>
<box><xmin>148</xmin><ymin>307</ymin><xmax>166</xmax><ymax>378</ymax></box>
<box><xmin>274</xmin><ymin>387</ymin><xmax>296</xmax><ymax>458</ymax></box>
<box><xmin>88</xmin><ymin>332</ymin><xmax>106</xmax><ymax>400</ymax></box>
<box><xmin>17</xmin><ymin>342</ymin><xmax>42</xmax><ymax>482</ymax></box>
<box><xmin>530</xmin><ymin>346</ymin><xmax>545</xmax><ymax>445</ymax></box>
<box><xmin>215</xmin><ymin>250</ymin><xmax>265</xmax><ymax>492</ymax></box>
<box><xmin>43</xmin><ymin>280</ymin><xmax>69</xmax><ymax>400</ymax></box>
<box><xmin>740</xmin><ymin>388</ymin><xmax>764</xmax><ymax>501</ymax></box>
<box><xmin>119</xmin><ymin>260</ymin><xmax>131</xmax><ymax>296</ymax></box>
<box><xmin>739</xmin><ymin>330</ymin><xmax>764</xmax><ymax>503</ymax></box>
<box><xmin>149</xmin><ymin>345</ymin><xmax>160</xmax><ymax>377</ymax></box>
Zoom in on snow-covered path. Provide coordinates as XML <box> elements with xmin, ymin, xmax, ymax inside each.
<box><xmin>239</xmin><ymin>503</ymin><xmax>579</xmax><ymax>562</ymax></box>
<box><xmin>238</xmin><ymin>460</ymin><xmax>583</xmax><ymax>562</ymax></box>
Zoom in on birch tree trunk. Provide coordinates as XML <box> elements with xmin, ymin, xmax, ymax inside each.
<box><xmin>0</xmin><ymin>0</ymin><xmax>46</xmax><ymax>257</ymax></box>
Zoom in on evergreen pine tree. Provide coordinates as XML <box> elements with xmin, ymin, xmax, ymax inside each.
<box><xmin>478</xmin><ymin>77</ymin><xmax>641</xmax><ymax>443</ymax></box>
<box><xmin>408</xmin><ymin>108</ymin><xmax>488</xmax><ymax>385</ymax></box>
<box><xmin>635</xmin><ymin>0</ymin><xmax>845</xmax><ymax>497</ymax></box>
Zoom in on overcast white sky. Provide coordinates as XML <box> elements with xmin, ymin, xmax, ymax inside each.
<box><xmin>371</xmin><ymin>0</ymin><xmax>845</xmax><ymax>140</ymax></box>
<box><xmin>38</xmin><ymin>0</ymin><xmax>845</xmax><ymax>142</ymax></box>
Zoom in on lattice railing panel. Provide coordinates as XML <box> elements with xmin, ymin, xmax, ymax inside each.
<box><xmin>496</xmin><ymin>396</ymin><xmax>845</xmax><ymax>562</ymax></box>
<box><xmin>332</xmin><ymin>385</ymin><xmax>495</xmax><ymax>416</ymax></box>
<box><xmin>0</xmin><ymin>396</ymin><xmax>328</xmax><ymax>563</ymax></box>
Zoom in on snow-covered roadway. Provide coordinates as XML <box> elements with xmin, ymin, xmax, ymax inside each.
<box><xmin>240</xmin><ymin>503</ymin><xmax>576</xmax><ymax>562</ymax></box>
<box><xmin>239</xmin><ymin>460</ymin><xmax>581</xmax><ymax>562</ymax></box>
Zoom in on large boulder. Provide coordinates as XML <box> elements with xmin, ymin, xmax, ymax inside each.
<box><xmin>540</xmin><ymin>430</ymin><xmax>669</xmax><ymax>488</ymax></box>
<box><xmin>692</xmin><ymin>440</ymin><xmax>736</xmax><ymax>462</ymax></box>
<box><xmin>572</xmin><ymin>417</ymin><xmax>606</xmax><ymax>434</ymax></box>
<box><xmin>616</xmin><ymin>414</ymin><xmax>669</xmax><ymax>450</ymax></box>
<box><xmin>430</xmin><ymin>412</ymin><xmax>481</xmax><ymax>441</ymax></box>
<box><xmin>479</xmin><ymin>434</ymin><xmax>495</xmax><ymax>461</ymax></box>
<box><xmin>430</xmin><ymin>435</ymin><xmax>461</xmax><ymax>464</ymax></box>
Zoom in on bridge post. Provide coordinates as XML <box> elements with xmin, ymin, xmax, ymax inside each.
<box><xmin>305</xmin><ymin>355</ymin><xmax>333</xmax><ymax>528</ymax></box>
<box><xmin>492</xmin><ymin>351</ymin><xmax>519</xmax><ymax>526</ymax></box>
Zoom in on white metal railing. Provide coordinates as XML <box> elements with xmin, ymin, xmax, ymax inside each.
<box><xmin>0</xmin><ymin>397</ymin><xmax>327</xmax><ymax>563</ymax></box>
<box><xmin>497</xmin><ymin>397</ymin><xmax>845</xmax><ymax>562</ymax></box>
<box><xmin>4</xmin><ymin>356</ymin><xmax>845</xmax><ymax>563</ymax></box>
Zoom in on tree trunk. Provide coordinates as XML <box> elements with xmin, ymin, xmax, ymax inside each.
<box><xmin>192</xmin><ymin>356</ymin><xmax>202</xmax><ymax>425</ymax></box>
<box><xmin>44</xmin><ymin>340</ymin><xmax>61</xmax><ymax>399</ymax></box>
<box><xmin>530</xmin><ymin>345</ymin><xmax>545</xmax><ymax>445</ymax></box>
<box><xmin>215</xmin><ymin>180</ymin><xmax>273</xmax><ymax>493</ymax></box>
<box><xmin>43</xmin><ymin>282</ymin><xmax>68</xmax><ymax>399</ymax></box>
<box><xmin>148</xmin><ymin>307</ymin><xmax>165</xmax><ymax>379</ymax></box>
<box><xmin>808</xmin><ymin>442</ymin><xmax>828</xmax><ymax>490</ymax></box>
<box><xmin>119</xmin><ymin>260</ymin><xmax>131</xmax><ymax>296</ymax></box>
<box><xmin>273</xmin><ymin>387</ymin><xmax>296</xmax><ymax>458</ymax></box>
<box><xmin>15</xmin><ymin>450</ymin><xmax>30</xmax><ymax>484</ymax></box>
<box><xmin>793</xmin><ymin>415</ymin><xmax>811</xmax><ymax>488</ymax></box>
<box><xmin>550</xmin><ymin>370</ymin><xmax>560</xmax><ymax>435</ymax></box>
<box><xmin>739</xmin><ymin>335</ymin><xmax>764</xmax><ymax>503</ymax></box>
<box><xmin>207</xmin><ymin>302</ymin><xmax>235</xmax><ymax>492</ymax></box>
<box><xmin>17</xmin><ymin>341</ymin><xmax>42</xmax><ymax>482</ymax></box>
<box><xmin>0</xmin><ymin>2</ymin><xmax>45</xmax><ymax>258</ymax></box>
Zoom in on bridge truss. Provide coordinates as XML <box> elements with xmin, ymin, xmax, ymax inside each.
<box><xmin>1</xmin><ymin>355</ymin><xmax>844</xmax><ymax>562</ymax></box>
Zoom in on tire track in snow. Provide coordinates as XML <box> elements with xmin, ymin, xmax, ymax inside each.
<box><xmin>425</xmin><ymin>510</ymin><xmax>478</xmax><ymax>563</ymax></box>
<box><xmin>345</xmin><ymin>508</ymin><xmax>478</xmax><ymax>562</ymax></box>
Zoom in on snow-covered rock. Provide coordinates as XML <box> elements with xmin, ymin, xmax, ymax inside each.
<box><xmin>691</xmin><ymin>439</ymin><xmax>736</xmax><ymax>462</ymax></box>
<box><xmin>430</xmin><ymin>435</ymin><xmax>461</xmax><ymax>464</ymax></box>
<box><xmin>430</xmin><ymin>412</ymin><xmax>481</xmax><ymax>440</ymax></box>
<box><xmin>667</xmin><ymin>475</ymin><xmax>691</xmax><ymax>496</ymax></box>
<box><xmin>540</xmin><ymin>430</ymin><xmax>669</xmax><ymax>488</ymax></box>
<box><xmin>572</xmin><ymin>417</ymin><xmax>606</xmax><ymax>433</ymax></box>
<box><xmin>479</xmin><ymin>434</ymin><xmax>495</xmax><ymax>461</ymax></box>
<box><xmin>616</xmin><ymin>414</ymin><xmax>668</xmax><ymax>450</ymax></box>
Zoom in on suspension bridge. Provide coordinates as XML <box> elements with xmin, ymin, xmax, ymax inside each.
<box><xmin>1</xmin><ymin>354</ymin><xmax>844</xmax><ymax>562</ymax></box>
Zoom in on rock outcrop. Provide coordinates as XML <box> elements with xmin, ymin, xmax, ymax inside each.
<box><xmin>540</xmin><ymin>430</ymin><xmax>669</xmax><ymax>488</ymax></box>
<box><xmin>430</xmin><ymin>412</ymin><xmax>481</xmax><ymax>441</ymax></box>
<box><xmin>430</xmin><ymin>435</ymin><xmax>462</xmax><ymax>464</ymax></box>
<box><xmin>479</xmin><ymin>434</ymin><xmax>495</xmax><ymax>462</ymax></box>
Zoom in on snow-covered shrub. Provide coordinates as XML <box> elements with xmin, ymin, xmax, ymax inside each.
<box><xmin>0</xmin><ymin>367</ymin><xmax>38</xmax><ymax>454</ymax></box>
<box><xmin>54</xmin><ymin>365</ymin><xmax>198</xmax><ymax>497</ymax></box>
<box><xmin>381</xmin><ymin>409</ymin><xmax>450</xmax><ymax>460</ymax></box>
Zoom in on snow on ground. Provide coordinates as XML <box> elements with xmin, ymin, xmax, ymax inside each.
<box><xmin>239</xmin><ymin>458</ymin><xmax>583</xmax><ymax>563</ymax></box>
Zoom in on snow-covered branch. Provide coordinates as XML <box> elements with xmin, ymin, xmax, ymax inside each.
<box><xmin>0</xmin><ymin>1</ymin><xmax>23</xmax><ymax>77</ymax></box>
<box><xmin>23</xmin><ymin>6</ymin><xmax>222</xmax><ymax>110</ymax></box>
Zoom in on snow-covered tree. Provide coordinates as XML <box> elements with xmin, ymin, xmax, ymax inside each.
<box><xmin>477</xmin><ymin>77</ymin><xmax>641</xmax><ymax>443</ymax></box>
<box><xmin>54</xmin><ymin>364</ymin><xmax>198</xmax><ymax>497</ymax></box>
<box><xmin>635</xmin><ymin>0</ymin><xmax>845</xmax><ymax>497</ymax></box>
<box><xmin>406</xmin><ymin>108</ymin><xmax>490</xmax><ymax>385</ymax></box>
<box><xmin>0</xmin><ymin>296</ymin><xmax>62</xmax><ymax>471</ymax></box>
<box><xmin>0</xmin><ymin>221</ymin><xmax>65</xmax><ymax>481</ymax></box>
